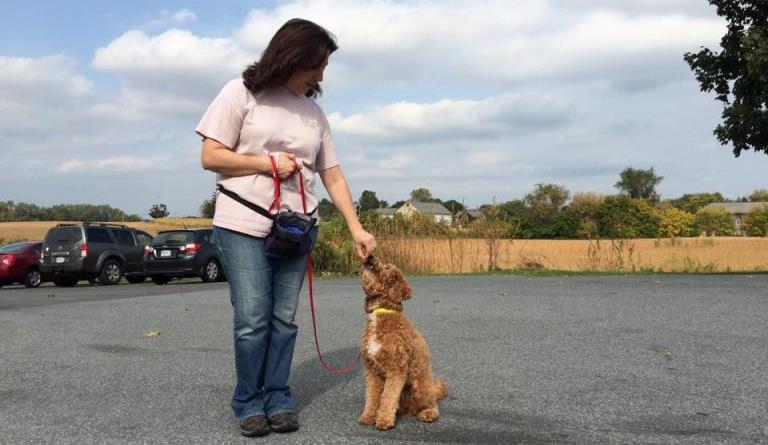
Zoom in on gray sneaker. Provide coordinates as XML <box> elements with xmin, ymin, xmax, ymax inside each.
<box><xmin>239</xmin><ymin>415</ymin><xmax>270</xmax><ymax>437</ymax></box>
<box><xmin>268</xmin><ymin>412</ymin><xmax>300</xmax><ymax>433</ymax></box>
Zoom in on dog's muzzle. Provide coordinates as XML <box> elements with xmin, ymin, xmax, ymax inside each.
<box><xmin>364</xmin><ymin>254</ymin><xmax>378</xmax><ymax>269</ymax></box>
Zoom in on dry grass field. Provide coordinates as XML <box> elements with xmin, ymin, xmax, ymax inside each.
<box><xmin>377</xmin><ymin>236</ymin><xmax>768</xmax><ymax>273</ymax></box>
<box><xmin>2</xmin><ymin>221</ymin><xmax>767</xmax><ymax>273</ymax></box>
<box><xmin>0</xmin><ymin>218</ymin><xmax>213</xmax><ymax>241</ymax></box>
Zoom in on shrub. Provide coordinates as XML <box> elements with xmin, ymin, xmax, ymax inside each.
<box><xmin>693</xmin><ymin>208</ymin><xmax>736</xmax><ymax>236</ymax></box>
<box><xmin>743</xmin><ymin>205</ymin><xmax>768</xmax><ymax>236</ymax></box>
<box><xmin>659</xmin><ymin>207</ymin><xmax>695</xmax><ymax>237</ymax></box>
<box><xmin>595</xmin><ymin>196</ymin><xmax>661</xmax><ymax>238</ymax></box>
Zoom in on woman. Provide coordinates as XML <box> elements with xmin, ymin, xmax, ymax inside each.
<box><xmin>196</xmin><ymin>18</ymin><xmax>376</xmax><ymax>437</ymax></box>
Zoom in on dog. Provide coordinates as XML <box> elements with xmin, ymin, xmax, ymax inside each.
<box><xmin>358</xmin><ymin>255</ymin><xmax>447</xmax><ymax>431</ymax></box>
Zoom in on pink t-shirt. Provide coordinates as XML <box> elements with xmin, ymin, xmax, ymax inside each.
<box><xmin>195</xmin><ymin>79</ymin><xmax>339</xmax><ymax>237</ymax></box>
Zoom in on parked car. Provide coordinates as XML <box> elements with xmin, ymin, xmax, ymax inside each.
<box><xmin>40</xmin><ymin>223</ymin><xmax>153</xmax><ymax>287</ymax></box>
<box><xmin>0</xmin><ymin>241</ymin><xmax>50</xmax><ymax>288</ymax></box>
<box><xmin>144</xmin><ymin>228</ymin><xmax>223</xmax><ymax>285</ymax></box>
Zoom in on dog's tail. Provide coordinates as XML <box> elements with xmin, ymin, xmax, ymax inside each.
<box><xmin>432</xmin><ymin>377</ymin><xmax>448</xmax><ymax>400</ymax></box>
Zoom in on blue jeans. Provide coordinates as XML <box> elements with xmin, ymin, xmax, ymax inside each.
<box><xmin>213</xmin><ymin>225</ymin><xmax>317</xmax><ymax>421</ymax></box>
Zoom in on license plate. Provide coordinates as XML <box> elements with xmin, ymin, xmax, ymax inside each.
<box><xmin>160</xmin><ymin>250</ymin><xmax>172</xmax><ymax>258</ymax></box>
<box><xmin>55</xmin><ymin>257</ymin><xmax>66</xmax><ymax>263</ymax></box>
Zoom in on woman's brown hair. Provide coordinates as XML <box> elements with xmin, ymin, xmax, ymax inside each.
<box><xmin>242</xmin><ymin>18</ymin><xmax>337</xmax><ymax>99</ymax></box>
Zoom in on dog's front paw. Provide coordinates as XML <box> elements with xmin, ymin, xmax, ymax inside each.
<box><xmin>358</xmin><ymin>412</ymin><xmax>376</xmax><ymax>426</ymax></box>
<box><xmin>417</xmin><ymin>408</ymin><xmax>439</xmax><ymax>423</ymax></box>
<box><xmin>375</xmin><ymin>416</ymin><xmax>395</xmax><ymax>431</ymax></box>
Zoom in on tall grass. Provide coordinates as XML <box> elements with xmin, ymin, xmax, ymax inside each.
<box><xmin>313</xmin><ymin>213</ymin><xmax>768</xmax><ymax>274</ymax></box>
<box><xmin>4</xmin><ymin>219</ymin><xmax>768</xmax><ymax>274</ymax></box>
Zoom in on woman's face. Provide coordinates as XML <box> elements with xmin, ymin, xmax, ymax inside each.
<box><xmin>285</xmin><ymin>56</ymin><xmax>328</xmax><ymax>95</ymax></box>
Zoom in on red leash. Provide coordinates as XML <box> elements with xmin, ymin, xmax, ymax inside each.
<box><xmin>277</xmin><ymin>156</ymin><xmax>360</xmax><ymax>375</ymax></box>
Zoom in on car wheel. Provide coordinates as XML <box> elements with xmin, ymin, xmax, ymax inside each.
<box><xmin>23</xmin><ymin>268</ymin><xmax>42</xmax><ymax>288</ymax></box>
<box><xmin>53</xmin><ymin>276</ymin><xmax>78</xmax><ymax>287</ymax></box>
<box><xmin>151</xmin><ymin>275</ymin><xmax>171</xmax><ymax>285</ymax></box>
<box><xmin>99</xmin><ymin>259</ymin><xmax>122</xmax><ymax>285</ymax></box>
<box><xmin>201</xmin><ymin>259</ymin><xmax>221</xmax><ymax>283</ymax></box>
<box><xmin>126</xmin><ymin>275</ymin><xmax>146</xmax><ymax>284</ymax></box>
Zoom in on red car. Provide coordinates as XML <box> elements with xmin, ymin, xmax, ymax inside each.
<box><xmin>0</xmin><ymin>241</ymin><xmax>47</xmax><ymax>288</ymax></box>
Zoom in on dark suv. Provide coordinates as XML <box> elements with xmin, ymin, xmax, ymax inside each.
<box><xmin>144</xmin><ymin>228</ymin><xmax>223</xmax><ymax>285</ymax></box>
<box><xmin>40</xmin><ymin>223</ymin><xmax>153</xmax><ymax>287</ymax></box>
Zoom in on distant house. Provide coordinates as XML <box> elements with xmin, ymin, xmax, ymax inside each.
<box><xmin>396</xmin><ymin>201</ymin><xmax>453</xmax><ymax>224</ymax></box>
<box><xmin>373</xmin><ymin>207</ymin><xmax>397</xmax><ymax>219</ymax></box>
<box><xmin>701</xmin><ymin>202</ymin><xmax>768</xmax><ymax>235</ymax></box>
<box><xmin>454</xmin><ymin>208</ymin><xmax>484</xmax><ymax>225</ymax></box>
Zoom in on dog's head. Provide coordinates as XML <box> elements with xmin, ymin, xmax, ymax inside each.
<box><xmin>360</xmin><ymin>255</ymin><xmax>411</xmax><ymax>311</ymax></box>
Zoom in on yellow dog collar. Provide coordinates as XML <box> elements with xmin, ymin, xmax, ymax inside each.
<box><xmin>372</xmin><ymin>307</ymin><xmax>397</xmax><ymax>315</ymax></box>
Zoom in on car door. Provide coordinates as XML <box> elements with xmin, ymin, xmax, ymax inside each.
<box><xmin>111</xmin><ymin>228</ymin><xmax>141</xmax><ymax>273</ymax></box>
<box><xmin>85</xmin><ymin>227</ymin><xmax>114</xmax><ymax>272</ymax></box>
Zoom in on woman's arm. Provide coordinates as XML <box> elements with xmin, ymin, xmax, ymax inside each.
<box><xmin>200</xmin><ymin>138</ymin><xmax>298</xmax><ymax>179</ymax></box>
<box><xmin>319</xmin><ymin>165</ymin><xmax>376</xmax><ymax>260</ymax></box>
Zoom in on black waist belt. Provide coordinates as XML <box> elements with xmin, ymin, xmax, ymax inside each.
<box><xmin>217</xmin><ymin>184</ymin><xmax>317</xmax><ymax>220</ymax></box>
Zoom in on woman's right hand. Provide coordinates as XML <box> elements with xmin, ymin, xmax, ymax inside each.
<box><xmin>271</xmin><ymin>152</ymin><xmax>301</xmax><ymax>180</ymax></box>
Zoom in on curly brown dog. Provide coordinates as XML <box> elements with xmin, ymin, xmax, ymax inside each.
<box><xmin>358</xmin><ymin>255</ymin><xmax>447</xmax><ymax>431</ymax></box>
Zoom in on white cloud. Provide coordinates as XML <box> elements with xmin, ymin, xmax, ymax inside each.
<box><xmin>143</xmin><ymin>9</ymin><xmax>199</xmax><ymax>30</ymax></box>
<box><xmin>0</xmin><ymin>55</ymin><xmax>92</xmax><ymax>104</ymax></box>
<box><xmin>55</xmin><ymin>156</ymin><xmax>171</xmax><ymax>173</ymax></box>
<box><xmin>92</xmin><ymin>29</ymin><xmax>253</xmax><ymax>115</ymax></box>
<box><xmin>329</xmin><ymin>93</ymin><xmax>574</xmax><ymax>142</ymax></box>
<box><xmin>233</xmin><ymin>0</ymin><xmax>723</xmax><ymax>88</ymax></box>
<box><xmin>170</xmin><ymin>9</ymin><xmax>197</xmax><ymax>24</ymax></box>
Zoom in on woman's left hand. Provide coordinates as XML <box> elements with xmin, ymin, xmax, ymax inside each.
<box><xmin>351</xmin><ymin>228</ymin><xmax>377</xmax><ymax>260</ymax></box>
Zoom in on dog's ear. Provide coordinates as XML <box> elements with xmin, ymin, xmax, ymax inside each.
<box><xmin>390</xmin><ymin>268</ymin><xmax>412</xmax><ymax>301</ymax></box>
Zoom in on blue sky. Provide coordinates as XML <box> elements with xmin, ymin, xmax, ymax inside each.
<box><xmin>1</xmin><ymin>0</ymin><xmax>766</xmax><ymax>217</ymax></box>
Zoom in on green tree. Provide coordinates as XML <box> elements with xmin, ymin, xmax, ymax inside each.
<box><xmin>410</xmin><ymin>187</ymin><xmax>434</xmax><ymax>202</ymax></box>
<box><xmin>515</xmin><ymin>184</ymin><xmax>571</xmax><ymax>239</ymax></box>
<box><xmin>693</xmin><ymin>207</ymin><xmax>736</xmax><ymax>236</ymax></box>
<box><xmin>525</xmin><ymin>183</ymin><xmax>570</xmax><ymax>210</ymax></box>
<box><xmin>749</xmin><ymin>189</ymin><xmax>768</xmax><ymax>202</ymax></box>
<box><xmin>358</xmin><ymin>190</ymin><xmax>381</xmax><ymax>212</ymax></box>
<box><xmin>684</xmin><ymin>0</ymin><xmax>768</xmax><ymax>156</ymax></box>
<box><xmin>743</xmin><ymin>204</ymin><xmax>768</xmax><ymax>236</ymax></box>
<box><xmin>596</xmin><ymin>196</ymin><xmax>662</xmax><ymax>238</ymax></box>
<box><xmin>615</xmin><ymin>167</ymin><xmax>663</xmax><ymax>201</ymax></box>
<box><xmin>148</xmin><ymin>203</ymin><xmax>169</xmax><ymax>219</ymax></box>
<box><xmin>441</xmin><ymin>199</ymin><xmax>465</xmax><ymax>215</ymax></box>
<box><xmin>668</xmin><ymin>192</ymin><xmax>726</xmax><ymax>213</ymax></box>
<box><xmin>0</xmin><ymin>201</ymin><xmax>13</xmax><ymax>221</ymax></box>
<box><xmin>200</xmin><ymin>191</ymin><xmax>216</xmax><ymax>218</ymax></box>
<box><xmin>317</xmin><ymin>198</ymin><xmax>339</xmax><ymax>221</ymax></box>
<box><xmin>659</xmin><ymin>206</ymin><xmax>695</xmax><ymax>237</ymax></box>
<box><xmin>569</xmin><ymin>192</ymin><xmax>604</xmax><ymax>238</ymax></box>
<box><xmin>390</xmin><ymin>200</ymin><xmax>407</xmax><ymax>209</ymax></box>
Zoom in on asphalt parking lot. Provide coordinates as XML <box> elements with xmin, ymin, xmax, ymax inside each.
<box><xmin>1</xmin><ymin>274</ymin><xmax>767</xmax><ymax>444</ymax></box>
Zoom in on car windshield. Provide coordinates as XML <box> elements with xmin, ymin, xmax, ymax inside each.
<box><xmin>153</xmin><ymin>231</ymin><xmax>193</xmax><ymax>245</ymax></box>
<box><xmin>44</xmin><ymin>227</ymin><xmax>83</xmax><ymax>244</ymax></box>
<box><xmin>0</xmin><ymin>242</ymin><xmax>27</xmax><ymax>254</ymax></box>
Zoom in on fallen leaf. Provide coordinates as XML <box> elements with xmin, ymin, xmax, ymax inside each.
<box><xmin>144</xmin><ymin>330</ymin><xmax>161</xmax><ymax>337</ymax></box>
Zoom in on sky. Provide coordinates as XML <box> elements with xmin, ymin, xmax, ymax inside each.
<box><xmin>1</xmin><ymin>0</ymin><xmax>766</xmax><ymax>217</ymax></box>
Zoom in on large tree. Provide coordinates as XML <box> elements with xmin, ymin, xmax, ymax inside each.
<box><xmin>749</xmin><ymin>188</ymin><xmax>768</xmax><ymax>202</ymax></box>
<box><xmin>410</xmin><ymin>187</ymin><xmax>434</xmax><ymax>202</ymax></box>
<box><xmin>684</xmin><ymin>0</ymin><xmax>768</xmax><ymax>156</ymax></box>
<box><xmin>148</xmin><ymin>203</ymin><xmax>169</xmax><ymax>219</ymax></box>
<box><xmin>441</xmin><ymin>199</ymin><xmax>465</xmax><ymax>215</ymax></box>
<box><xmin>615</xmin><ymin>167</ymin><xmax>663</xmax><ymax>201</ymax></box>
<box><xmin>199</xmin><ymin>191</ymin><xmax>216</xmax><ymax>218</ymax></box>
<box><xmin>358</xmin><ymin>190</ymin><xmax>382</xmax><ymax>212</ymax></box>
<box><xmin>524</xmin><ymin>183</ymin><xmax>570</xmax><ymax>211</ymax></box>
<box><xmin>668</xmin><ymin>192</ymin><xmax>726</xmax><ymax>213</ymax></box>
